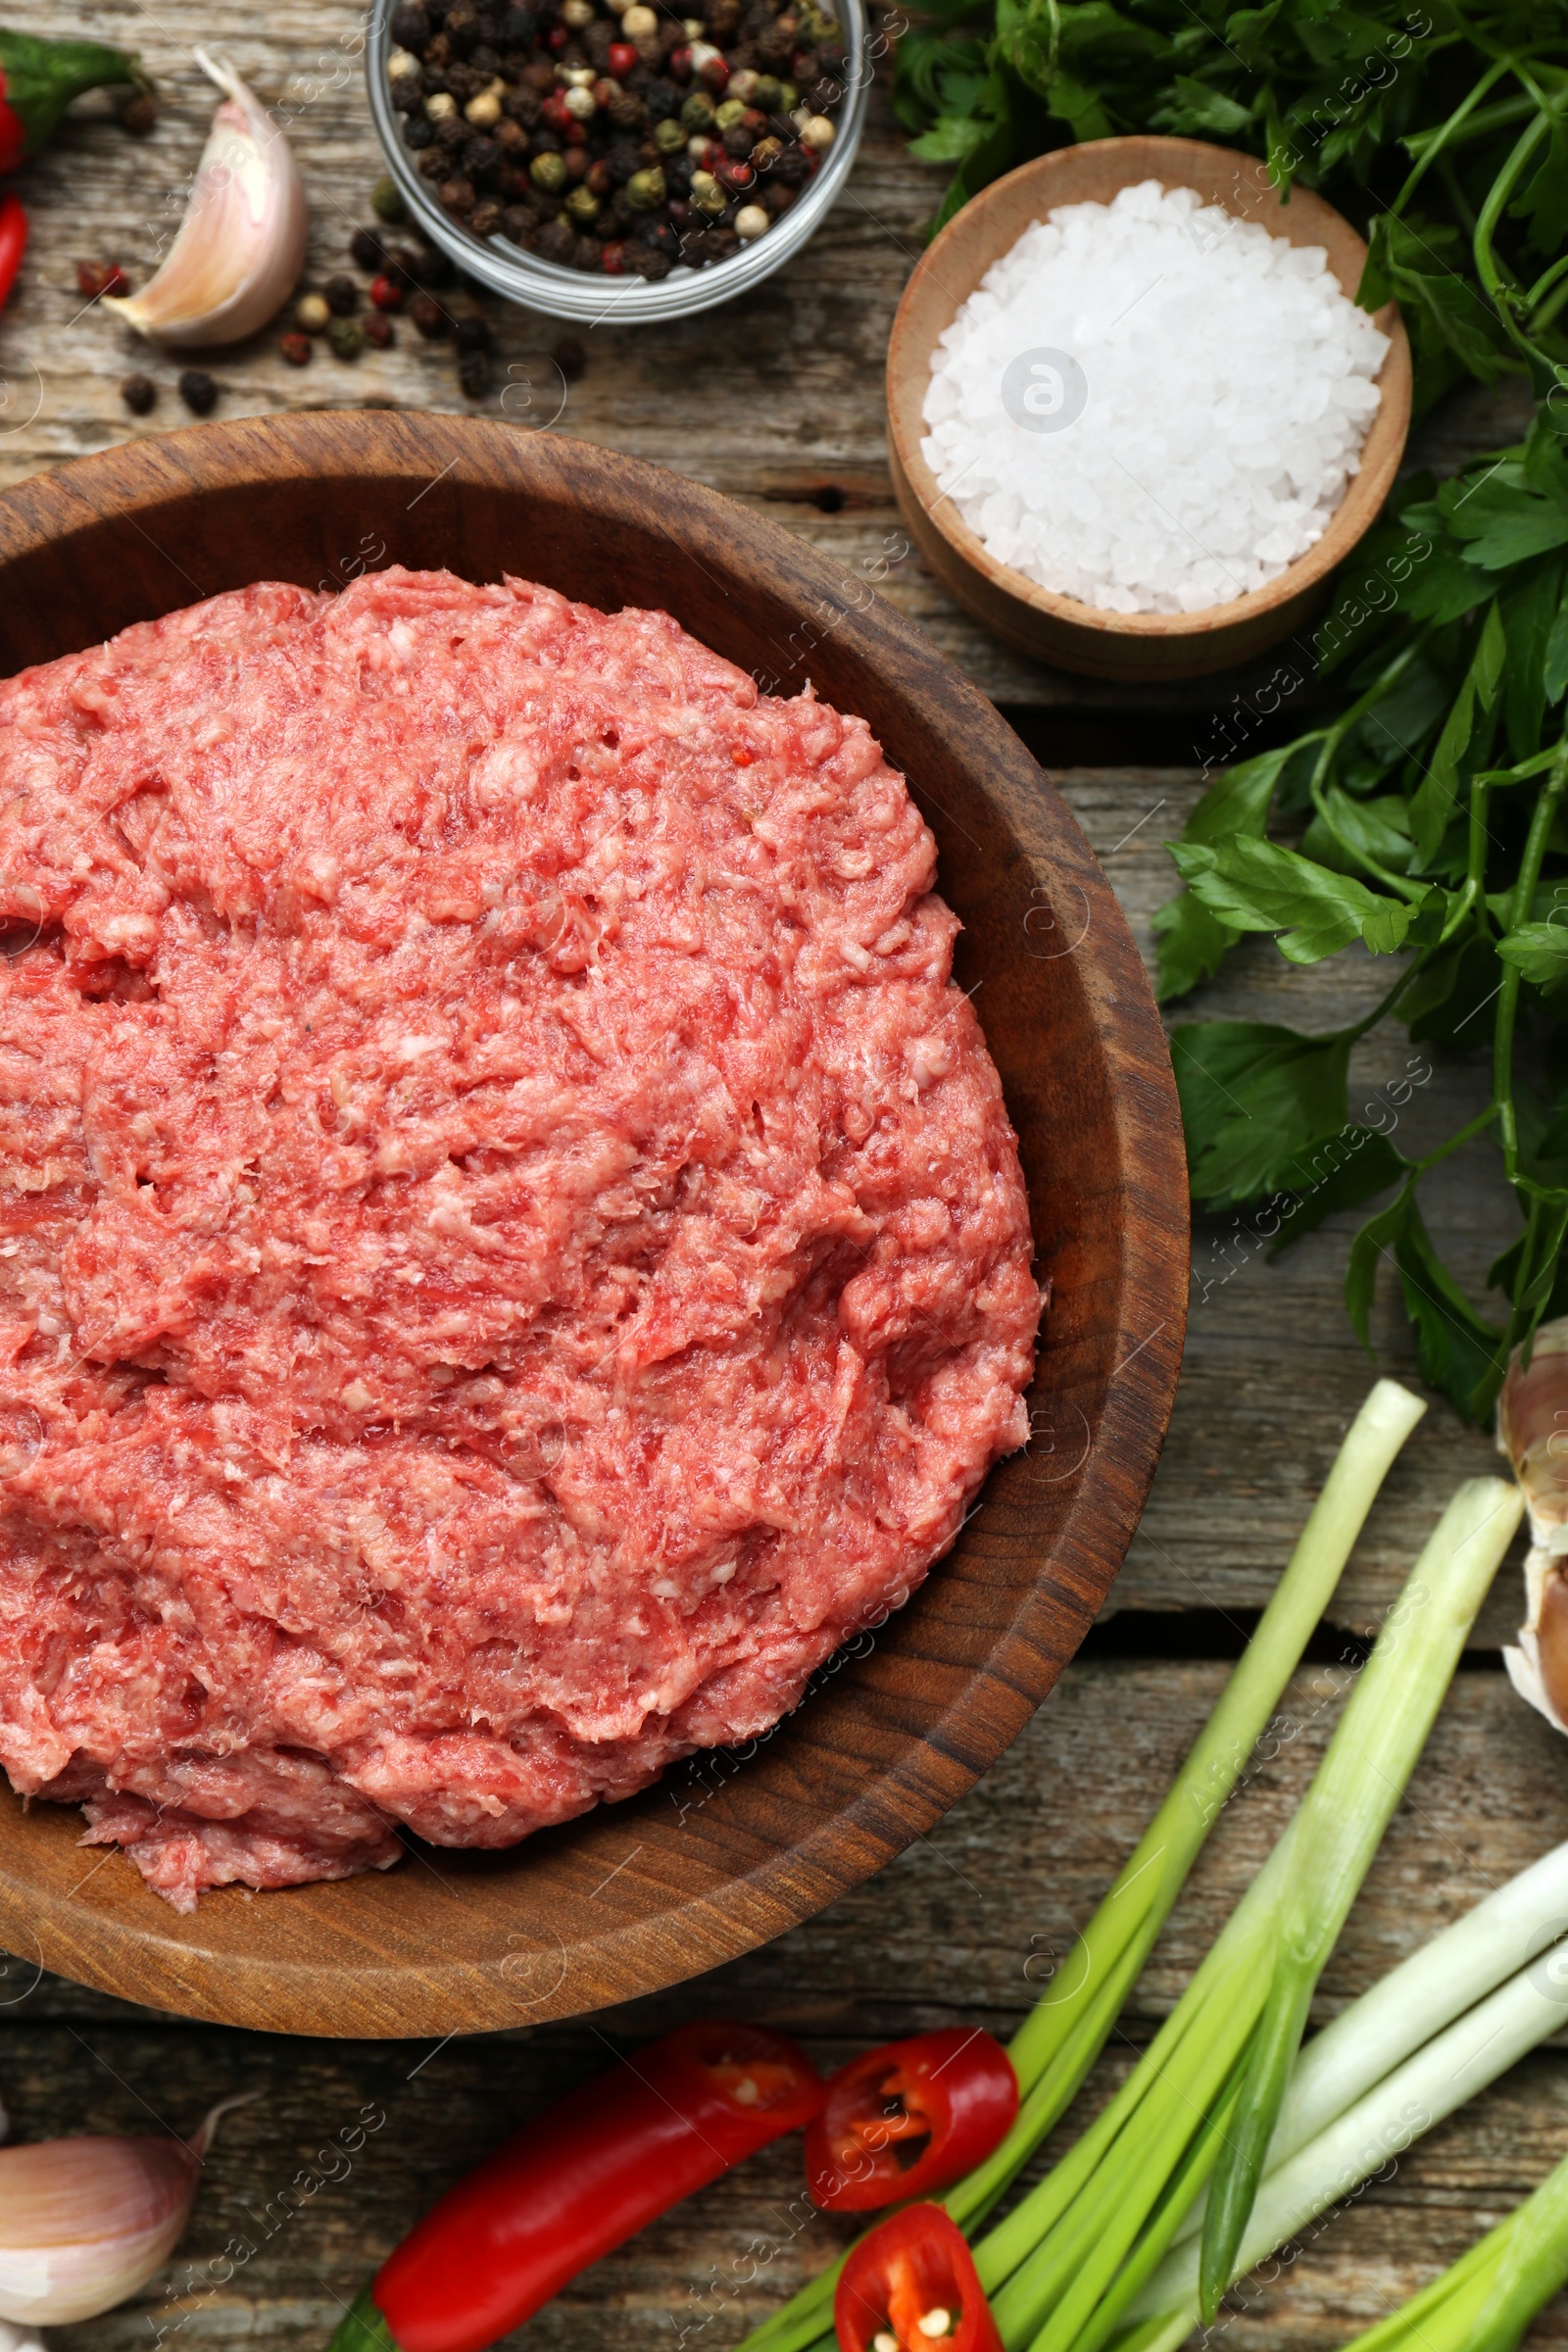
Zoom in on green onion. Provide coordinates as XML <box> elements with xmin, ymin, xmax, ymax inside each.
<box><xmin>733</xmin><ymin>1379</ymin><xmax>1427</xmax><ymax>2352</ymax></box>
<box><xmin>1197</xmin><ymin>1474</ymin><xmax>1527</xmax><ymax>2316</ymax></box>
<box><xmin>978</xmin><ymin>1474</ymin><xmax>1522</xmax><ymax>2352</ymax></box>
<box><xmin>1330</xmin><ymin>2146</ymin><xmax>1568</xmax><ymax>2352</ymax></box>
<box><xmin>1125</xmin><ymin>1928</ymin><xmax>1568</xmax><ymax>2344</ymax></box>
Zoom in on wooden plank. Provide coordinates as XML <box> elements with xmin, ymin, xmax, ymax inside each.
<box><xmin>1051</xmin><ymin>772</ymin><xmax>1521</xmax><ymax>1649</ymax></box>
<box><xmin>14</xmin><ymin>1665</ymin><xmax>1568</xmax><ymax>2349</ymax></box>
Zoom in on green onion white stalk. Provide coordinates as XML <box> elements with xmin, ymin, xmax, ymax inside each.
<box><xmin>734</xmin><ymin>1379</ymin><xmax>1427</xmax><ymax>2352</ymax></box>
<box><xmin>980</xmin><ymin>1475</ymin><xmax>1522</xmax><ymax>2352</ymax></box>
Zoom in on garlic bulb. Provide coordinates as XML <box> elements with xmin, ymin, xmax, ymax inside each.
<box><xmin>104</xmin><ymin>51</ymin><xmax>306</xmax><ymax>347</ymax></box>
<box><xmin>0</xmin><ymin>2098</ymin><xmax>247</xmax><ymax>2326</ymax></box>
<box><xmin>1498</xmin><ymin>1316</ymin><xmax>1568</xmax><ymax>1731</ymax></box>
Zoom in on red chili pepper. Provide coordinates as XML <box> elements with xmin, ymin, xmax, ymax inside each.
<box><xmin>808</xmin><ymin>2029</ymin><xmax>1018</xmax><ymax>2213</ymax></box>
<box><xmin>0</xmin><ymin>29</ymin><xmax>146</xmax><ymax>175</ymax></box>
<box><xmin>0</xmin><ymin>193</ymin><xmax>26</xmax><ymax>315</ymax></box>
<box><xmin>835</xmin><ymin>2205</ymin><xmax>1004</xmax><ymax>2352</ymax></box>
<box><xmin>335</xmin><ymin>2022</ymin><xmax>824</xmax><ymax>2352</ymax></box>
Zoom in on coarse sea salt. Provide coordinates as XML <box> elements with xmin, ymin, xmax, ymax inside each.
<box><xmin>920</xmin><ymin>179</ymin><xmax>1391</xmax><ymax>616</ymax></box>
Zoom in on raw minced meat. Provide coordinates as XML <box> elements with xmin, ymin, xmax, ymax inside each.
<box><xmin>0</xmin><ymin>566</ymin><xmax>1040</xmax><ymax>1910</ymax></box>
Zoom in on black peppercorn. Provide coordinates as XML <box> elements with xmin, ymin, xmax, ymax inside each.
<box><xmin>177</xmin><ymin>369</ymin><xmax>218</xmax><ymax>415</ymax></box>
<box><xmin>606</xmin><ymin>140</ymin><xmax>641</xmax><ymax>182</ymax></box>
<box><xmin>570</xmin><ymin>235</ymin><xmax>604</xmax><ymax>270</ymax></box>
<box><xmin>441</xmin><ymin>175</ymin><xmax>477</xmax><ymax>213</ymax></box>
<box><xmin>500</xmin><ymin>4</ymin><xmax>536</xmax><ymax>39</ymax></box>
<box><xmin>773</xmin><ymin>141</ymin><xmax>808</xmax><ymax>182</ymax></box>
<box><xmin>465</xmin><ymin>133</ymin><xmax>502</xmax><ymax>179</ymax></box>
<box><xmin>324</xmin><ymin>272</ymin><xmax>360</xmax><ymax>315</ymax></box>
<box><xmin>470</xmin><ymin>197</ymin><xmax>504</xmax><ymax>234</ymax></box>
<box><xmin>458</xmin><ymin>348</ymin><xmax>492</xmax><ymax>397</ymax></box>
<box><xmin>350</xmin><ymin>226</ymin><xmax>385</xmax><ymax>270</ymax></box>
<box><xmin>414</xmin><ymin>236</ymin><xmax>458</xmax><ymax>284</ymax></box>
<box><xmin>121</xmin><ymin>371</ymin><xmax>157</xmax><ymax>416</ymax></box>
<box><xmin>410</xmin><ymin>292</ymin><xmax>451</xmax><ymax>336</ymax></box>
<box><xmin>644</xmin><ymin>76</ymin><xmax>681</xmax><ymax>118</ymax></box>
<box><xmin>454</xmin><ymin>314</ymin><xmax>495</xmax><ymax>354</ymax></box>
<box><xmin>436</xmin><ymin>112</ymin><xmax>468</xmax><ymax>149</ymax></box>
<box><xmin>627</xmin><ymin>244</ymin><xmax>672</xmax><ymax>279</ymax></box>
<box><xmin>535</xmin><ymin>218</ymin><xmax>576</xmax><ymax>264</ymax></box>
<box><xmin>721</xmin><ymin>121</ymin><xmax>754</xmax><ymax>157</ymax></box>
<box><xmin>363</xmin><ymin>311</ymin><xmax>397</xmax><ymax>348</ymax></box>
<box><xmin>445</xmin><ymin>2</ymin><xmax>481</xmax><ymax>51</ymax></box>
<box><xmin>391</xmin><ymin>1</ymin><xmax>431</xmax><ymax>45</ymax></box>
<box><xmin>391</xmin><ymin>75</ymin><xmax>424</xmax><ymax>111</ymax></box>
<box><xmin>405</xmin><ymin>115</ymin><xmax>436</xmax><ymax>148</ymax></box>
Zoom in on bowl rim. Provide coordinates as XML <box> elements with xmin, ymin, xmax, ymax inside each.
<box><xmin>365</xmin><ymin>0</ymin><xmax>870</xmax><ymax>324</ymax></box>
<box><xmin>0</xmin><ymin>414</ymin><xmax>1189</xmax><ymax>2034</ymax></box>
<box><xmin>886</xmin><ymin>134</ymin><xmax>1414</xmax><ymax>645</ymax></box>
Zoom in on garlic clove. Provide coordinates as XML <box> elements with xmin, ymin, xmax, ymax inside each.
<box><xmin>1497</xmin><ymin>1316</ymin><xmax>1568</xmax><ymax>1733</ymax></box>
<box><xmin>0</xmin><ymin>2096</ymin><xmax>251</xmax><ymax>2327</ymax></box>
<box><xmin>103</xmin><ymin>52</ymin><xmax>306</xmax><ymax>348</ymax></box>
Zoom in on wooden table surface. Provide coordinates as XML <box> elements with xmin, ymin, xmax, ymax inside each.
<box><xmin>1</xmin><ymin>7</ymin><xmax>1562</xmax><ymax>2349</ymax></box>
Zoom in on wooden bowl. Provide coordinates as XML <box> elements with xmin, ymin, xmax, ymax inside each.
<box><xmin>0</xmin><ymin>415</ymin><xmax>1187</xmax><ymax>2036</ymax></box>
<box><xmin>888</xmin><ymin>136</ymin><xmax>1413</xmax><ymax>682</ymax></box>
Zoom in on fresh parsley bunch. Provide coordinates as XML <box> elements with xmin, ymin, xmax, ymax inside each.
<box><xmin>895</xmin><ymin>0</ymin><xmax>1568</xmax><ymax>1417</ymax></box>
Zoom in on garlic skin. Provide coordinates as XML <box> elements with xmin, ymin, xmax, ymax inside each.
<box><xmin>0</xmin><ymin>2099</ymin><xmax>246</xmax><ymax>2327</ymax></box>
<box><xmin>104</xmin><ymin>52</ymin><xmax>306</xmax><ymax>347</ymax></box>
<box><xmin>1497</xmin><ymin>1316</ymin><xmax>1568</xmax><ymax>1733</ymax></box>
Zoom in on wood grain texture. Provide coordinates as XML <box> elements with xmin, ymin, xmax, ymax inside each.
<box><xmin>0</xmin><ymin>412</ymin><xmax>1187</xmax><ymax>2036</ymax></box>
<box><xmin>886</xmin><ymin>139</ymin><xmax>1412</xmax><ymax>680</ymax></box>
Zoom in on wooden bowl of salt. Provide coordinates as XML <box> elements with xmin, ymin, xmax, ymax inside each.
<box><xmin>887</xmin><ymin>136</ymin><xmax>1412</xmax><ymax>683</ymax></box>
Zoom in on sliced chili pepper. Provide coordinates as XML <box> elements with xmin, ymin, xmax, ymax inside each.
<box><xmin>0</xmin><ymin>30</ymin><xmax>147</xmax><ymax>175</ymax></box>
<box><xmin>808</xmin><ymin>2028</ymin><xmax>1018</xmax><ymax>2212</ymax></box>
<box><xmin>835</xmin><ymin>2204</ymin><xmax>1004</xmax><ymax>2352</ymax></box>
<box><xmin>0</xmin><ymin>194</ymin><xmax>25</xmax><ymax>317</ymax></box>
<box><xmin>332</xmin><ymin>2021</ymin><xmax>824</xmax><ymax>2352</ymax></box>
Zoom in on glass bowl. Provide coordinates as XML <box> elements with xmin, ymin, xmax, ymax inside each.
<box><xmin>366</xmin><ymin>0</ymin><xmax>869</xmax><ymax>324</ymax></box>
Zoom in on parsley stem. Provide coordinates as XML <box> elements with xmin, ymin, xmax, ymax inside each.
<box><xmin>1390</xmin><ymin>53</ymin><xmax>1517</xmax><ymax>211</ymax></box>
<box><xmin>1493</xmin><ymin>720</ymin><xmax>1568</xmax><ymax>1178</ymax></box>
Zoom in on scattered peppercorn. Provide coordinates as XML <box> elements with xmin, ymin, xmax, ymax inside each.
<box><xmin>363</xmin><ymin>311</ymin><xmax>397</xmax><ymax>348</ymax></box>
<box><xmin>454</xmin><ymin>315</ymin><xmax>494</xmax><ymax>354</ymax></box>
<box><xmin>369</xmin><ymin>271</ymin><xmax>405</xmax><ymax>311</ymax></box>
<box><xmin>328</xmin><ymin>317</ymin><xmax>366</xmax><ymax>360</ymax></box>
<box><xmin>387</xmin><ymin>0</ymin><xmax>846</xmax><ymax>276</ymax></box>
<box><xmin>118</xmin><ymin>89</ymin><xmax>159</xmax><ymax>137</ymax></box>
<box><xmin>177</xmin><ymin>369</ymin><xmax>218</xmax><ymax>416</ymax></box>
<box><xmin>279</xmin><ymin>331</ymin><xmax>313</xmax><ymax>366</ymax></box>
<box><xmin>120</xmin><ymin>371</ymin><xmax>157</xmax><ymax>416</ymax></box>
<box><xmin>371</xmin><ymin>174</ymin><xmax>409</xmax><ymax>223</ymax></box>
<box><xmin>458</xmin><ymin>348</ymin><xmax>492</xmax><ymax>397</ymax></box>
<box><xmin>296</xmin><ymin>291</ymin><xmax>331</xmax><ymax>333</ymax></box>
<box><xmin>324</xmin><ymin>272</ymin><xmax>360</xmax><ymax>315</ymax></box>
<box><xmin>76</xmin><ymin>260</ymin><xmax>129</xmax><ymax>300</ymax></box>
<box><xmin>409</xmin><ymin>292</ymin><xmax>450</xmax><ymax>337</ymax></box>
<box><xmin>350</xmin><ymin>225</ymin><xmax>386</xmax><ymax>270</ymax></box>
